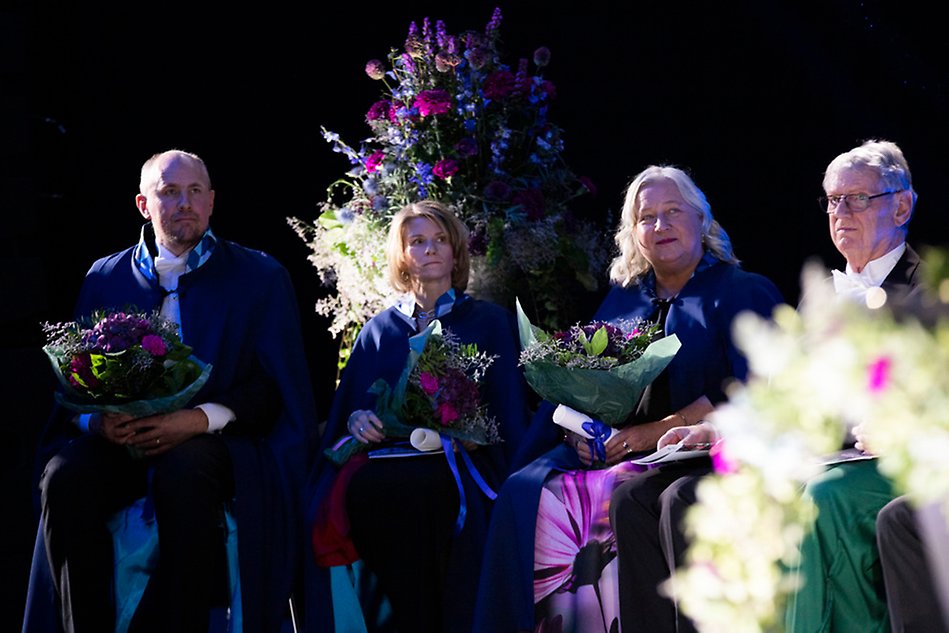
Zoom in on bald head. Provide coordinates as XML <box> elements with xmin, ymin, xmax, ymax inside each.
<box><xmin>140</xmin><ymin>150</ymin><xmax>211</xmax><ymax>196</ymax></box>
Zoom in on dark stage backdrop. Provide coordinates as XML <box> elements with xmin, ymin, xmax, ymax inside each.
<box><xmin>6</xmin><ymin>0</ymin><xmax>949</xmax><ymax>629</ymax></box>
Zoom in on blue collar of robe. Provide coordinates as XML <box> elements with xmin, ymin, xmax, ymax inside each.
<box><xmin>639</xmin><ymin>250</ymin><xmax>720</xmax><ymax>301</ymax></box>
<box><xmin>394</xmin><ymin>287</ymin><xmax>469</xmax><ymax>327</ymax></box>
<box><xmin>132</xmin><ymin>223</ymin><xmax>218</xmax><ymax>285</ymax></box>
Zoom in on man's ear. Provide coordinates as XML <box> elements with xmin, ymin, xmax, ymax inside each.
<box><xmin>893</xmin><ymin>190</ymin><xmax>913</xmax><ymax>228</ymax></box>
<box><xmin>135</xmin><ymin>194</ymin><xmax>150</xmax><ymax>220</ymax></box>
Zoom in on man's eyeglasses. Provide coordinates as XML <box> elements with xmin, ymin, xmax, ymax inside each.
<box><xmin>819</xmin><ymin>190</ymin><xmax>903</xmax><ymax>214</ymax></box>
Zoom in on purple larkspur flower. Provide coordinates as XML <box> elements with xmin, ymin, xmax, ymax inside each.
<box><xmin>365</xmin><ymin>59</ymin><xmax>386</xmax><ymax>80</ymax></box>
<box><xmin>140</xmin><ymin>334</ymin><xmax>167</xmax><ymax>357</ymax></box>
<box><xmin>432</xmin><ymin>158</ymin><xmax>459</xmax><ymax>179</ymax></box>
<box><xmin>414</xmin><ymin>89</ymin><xmax>452</xmax><ymax>116</ymax></box>
<box><xmin>485</xmin><ymin>6</ymin><xmax>502</xmax><ymax>34</ymax></box>
<box><xmin>533</xmin><ymin>46</ymin><xmax>551</xmax><ymax>68</ymax></box>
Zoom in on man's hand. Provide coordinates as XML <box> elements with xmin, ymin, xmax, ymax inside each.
<box><xmin>657</xmin><ymin>420</ymin><xmax>719</xmax><ymax>449</ymax></box>
<box><xmin>853</xmin><ymin>423</ymin><xmax>878</xmax><ymax>456</ymax></box>
<box><xmin>89</xmin><ymin>412</ymin><xmax>136</xmax><ymax>445</ymax></box>
<box><xmin>125</xmin><ymin>409</ymin><xmax>209</xmax><ymax>457</ymax></box>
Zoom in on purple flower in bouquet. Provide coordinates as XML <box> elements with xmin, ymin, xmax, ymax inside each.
<box><xmin>419</xmin><ymin>371</ymin><xmax>439</xmax><ymax>396</ymax></box>
<box><xmin>483</xmin><ymin>70</ymin><xmax>516</xmax><ymax>100</ymax></box>
<box><xmin>414</xmin><ymin>89</ymin><xmax>452</xmax><ymax>116</ymax></box>
<box><xmin>432</xmin><ymin>158</ymin><xmax>459</xmax><ymax>180</ymax></box>
<box><xmin>366</xmin><ymin>100</ymin><xmax>391</xmax><ymax>122</ymax></box>
<box><xmin>141</xmin><ymin>334</ymin><xmax>167</xmax><ymax>356</ymax></box>
<box><xmin>365</xmin><ymin>150</ymin><xmax>385</xmax><ymax>174</ymax></box>
<box><xmin>68</xmin><ymin>352</ymin><xmax>99</xmax><ymax>390</ymax></box>
<box><xmin>402</xmin><ymin>328</ymin><xmax>500</xmax><ymax>443</ymax></box>
<box><xmin>43</xmin><ymin>308</ymin><xmax>209</xmax><ymax>411</ymax></box>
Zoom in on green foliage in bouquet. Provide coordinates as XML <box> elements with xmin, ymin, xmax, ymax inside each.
<box><xmin>515</xmin><ymin>299</ymin><xmax>681</xmax><ymax>426</ymax></box>
<box><xmin>290</xmin><ymin>7</ymin><xmax>607</xmax><ymax>372</ymax></box>
<box><xmin>43</xmin><ymin>308</ymin><xmax>211</xmax><ymax>417</ymax></box>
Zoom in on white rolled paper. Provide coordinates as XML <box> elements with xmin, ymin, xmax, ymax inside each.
<box><xmin>552</xmin><ymin>404</ymin><xmax>618</xmax><ymax>444</ymax></box>
<box><xmin>409</xmin><ymin>427</ymin><xmax>444</xmax><ymax>452</ymax></box>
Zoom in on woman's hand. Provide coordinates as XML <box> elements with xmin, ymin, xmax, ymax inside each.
<box><xmin>566</xmin><ymin>425</ymin><xmax>661</xmax><ymax>467</ymax></box>
<box><xmin>603</xmin><ymin>425</ymin><xmax>662</xmax><ymax>465</ymax></box>
<box><xmin>348</xmin><ymin>409</ymin><xmax>385</xmax><ymax>444</ymax></box>
<box><xmin>565</xmin><ymin>430</ymin><xmax>594</xmax><ymax>466</ymax></box>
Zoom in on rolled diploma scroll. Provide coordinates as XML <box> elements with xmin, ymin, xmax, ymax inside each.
<box><xmin>552</xmin><ymin>404</ymin><xmax>618</xmax><ymax>444</ymax></box>
<box><xmin>410</xmin><ymin>427</ymin><xmax>444</xmax><ymax>452</ymax></box>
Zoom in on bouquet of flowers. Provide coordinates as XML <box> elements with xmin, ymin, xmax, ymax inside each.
<box><xmin>515</xmin><ymin>299</ymin><xmax>681</xmax><ymax>428</ymax></box>
<box><xmin>670</xmin><ymin>260</ymin><xmax>949</xmax><ymax>632</ymax></box>
<box><xmin>43</xmin><ymin>308</ymin><xmax>211</xmax><ymax>418</ymax></box>
<box><xmin>289</xmin><ymin>7</ymin><xmax>606</xmax><ymax>371</ymax></box>
<box><xmin>325</xmin><ymin>320</ymin><xmax>501</xmax><ymax>466</ymax></box>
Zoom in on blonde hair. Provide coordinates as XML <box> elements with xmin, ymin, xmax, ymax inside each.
<box><xmin>386</xmin><ymin>200</ymin><xmax>471</xmax><ymax>292</ymax></box>
<box><xmin>608</xmin><ymin>165</ymin><xmax>738</xmax><ymax>287</ymax></box>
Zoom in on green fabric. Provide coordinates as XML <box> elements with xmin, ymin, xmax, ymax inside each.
<box><xmin>785</xmin><ymin>460</ymin><xmax>896</xmax><ymax>633</ymax></box>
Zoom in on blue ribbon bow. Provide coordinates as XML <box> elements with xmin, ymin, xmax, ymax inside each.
<box><xmin>582</xmin><ymin>418</ymin><xmax>612</xmax><ymax>463</ymax></box>
<box><xmin>440</xmin><ymin>436</ymin><xmax>497</xmax><ymax>536</ymax></box>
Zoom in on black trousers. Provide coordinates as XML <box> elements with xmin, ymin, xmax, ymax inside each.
<box><xmin>39</xmin><ymin>433</ymin><xmax>233</xmax><ymax>633</ymax></box>
<box><xmin>609</xmin><ymin>461</ymin><xmax>711</xmax><ymax>633</ymax></box>
<box><xmin>346</xmin><ymin>454</ymin><xmax>462</xmax><ymax>633</ymax></box>
<box><xmin>877</xmin><ymin>496</ymin><xmax>947</xmax><ymax>633</ymax></box>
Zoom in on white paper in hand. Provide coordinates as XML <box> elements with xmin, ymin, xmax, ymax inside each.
<box><xmin>409</xmin><ymin>428</ymin><xmax>444</xmax><ymax>452</ymax></box>
<box><xmin>552</xmin><ymin>404</ymin><xmax>618</xmax><ymax>444</ymax></box>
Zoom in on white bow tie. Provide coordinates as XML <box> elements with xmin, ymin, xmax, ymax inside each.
<box><xmin>832</xmin><ymin>269</ymin><xmax>891</xmax><ymax>308</ymax></box>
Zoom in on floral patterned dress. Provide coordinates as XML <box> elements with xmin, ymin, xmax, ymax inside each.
<box><xmin>532</xmin><ymin>301</ymin><xmax>673</xmax><ymax>633</ymax></box>
<box><xmin>533</xmin><ymin>462</ymin><xmax>649</xmax><ymax>633</ymax></box>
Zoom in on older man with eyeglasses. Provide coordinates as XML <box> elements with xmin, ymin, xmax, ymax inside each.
<box><xmin>785</xmin><ymin>140</ymin><xmax>935</xmax><ymax>633</ymax></box>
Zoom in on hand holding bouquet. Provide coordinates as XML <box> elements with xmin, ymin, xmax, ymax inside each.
<box><xmin>516</xmin><ymin>299</ymin><xmax>680</xmax><ymax>462</ymax></box>
<box><xmin>43</xmin><ymin>308</ymin><xmax>211</xmax><ymax>419</ymax></box>
<box><xmin>326</xmin><ymin>320</ymin><xmax>501</xmax><ymax>466</ymax></box>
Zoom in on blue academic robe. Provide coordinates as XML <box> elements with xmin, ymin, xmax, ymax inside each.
<box><xmin>303</xmin><ymin>293</ymin><xmax>529</xmax><ymax>632</ymax></box>
<box><xmin>472</xmin><ymin>255</ymin><xmax>785</xmax><ymax>633</ymax></box>
<box><xmin>24</xmin><ymin>236</ymin><xmax>317</xmax><ymax>632</ymax></box>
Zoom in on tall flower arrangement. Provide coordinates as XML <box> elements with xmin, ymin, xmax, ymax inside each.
<box><xmin>669</xmin><ymin>261</ymin><xmax>949</xmax><ymax>632</ymax></box>
<box><xmin>290</xmin><ymin>7</ymin><xmax>606</xmax><ymax>370</ymax></box>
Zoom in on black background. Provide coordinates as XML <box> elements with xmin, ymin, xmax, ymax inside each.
<box><xmin>5</xmin><ymin>0</ymin><xmax>949</xmax><ymax>628</ymax></box>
